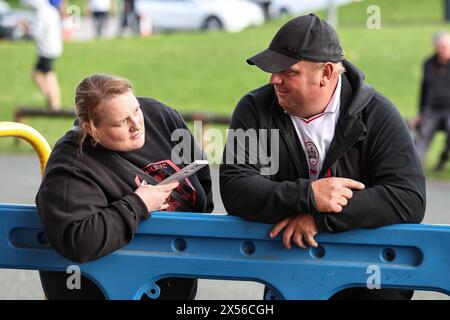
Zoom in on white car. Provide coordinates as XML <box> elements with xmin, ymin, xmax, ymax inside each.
<box><xmin>135</xmin><ymin>0</ymin><xmax>265</xmax><ymax>33</ymax></box>
<box><xmin>268</xmin><ymin>0</ymin><xmax>353</xmax><ymax>19</ymax></box>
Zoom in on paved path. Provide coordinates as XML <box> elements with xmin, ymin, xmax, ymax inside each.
<box><xmin>0</xmin><ymin>154</ymin><xmax>448</xmax><ymax>300</ymax></box>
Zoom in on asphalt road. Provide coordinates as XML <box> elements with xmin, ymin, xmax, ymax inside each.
<box><xmin>0</xmin><ymin>154</ymin><xmax>448</xmax><ymax>300</ymax></box>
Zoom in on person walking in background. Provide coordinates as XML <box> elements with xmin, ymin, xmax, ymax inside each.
<box><xmin>22</xmin><ymin>0</ymin><xmax>63</xmax><ymax>111</ymax></box>
<box><xmin>413</xmin><ymin>32</ymin><xmax>450</xmax><ymax>172</ymax></box>
<box><xmin>88</xmin><ymin>0</ymin><xmax>111</xmax><ymax>38</ymax></box>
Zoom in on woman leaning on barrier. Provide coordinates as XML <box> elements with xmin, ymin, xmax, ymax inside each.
<box><xmin>35</xmin><ymin>74</ymin><xmax>214</xmax><ymax>300</ymax></box>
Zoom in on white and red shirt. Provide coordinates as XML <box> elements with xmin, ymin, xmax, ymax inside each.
<box><xmin>290</xmin><ymin>76</ymin><xmax>342</xmax><ymax>180</ymax></box>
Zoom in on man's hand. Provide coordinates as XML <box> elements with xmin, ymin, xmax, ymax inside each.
<box><xmin>311</xmin><ymin>177</ymin><xmax>365</xmax><ymax>213</ymax></box>
<box><xmin>270</xmin><ymin>214</ymin><xmax>318</xmax><ymax>249</ymax></box>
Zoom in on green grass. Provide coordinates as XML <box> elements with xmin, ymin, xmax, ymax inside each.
<box><xmin>1</xmin><ymin>0</ymin><xmax>450</xmax><ymax>178</ymax></box>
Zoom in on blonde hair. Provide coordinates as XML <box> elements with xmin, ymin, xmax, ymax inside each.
<box><xmin>74</xmin><ymin>74</ymin><xmax>133</xmax><ymax>156</ymax></box>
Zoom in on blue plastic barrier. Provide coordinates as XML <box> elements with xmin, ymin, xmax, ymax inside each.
<box><xmin>1</xmin><ymin>203</ymin><xmax>449</xmax><ymax>299</ymax></box>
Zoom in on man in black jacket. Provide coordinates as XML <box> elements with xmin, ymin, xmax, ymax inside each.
<box><xmin>220</xmin><ymin>14</ymin><xmax>426</xmax><ymax>299</ymax></box>
<box><xmin>414</xmin><ymin>32</ymin><xmax>450</xmax><ymax>171</ymax></box>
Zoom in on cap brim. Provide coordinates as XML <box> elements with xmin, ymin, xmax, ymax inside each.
<box><xmin>247</xmin><ymin>49</ymin><xmax>300</xmax><ymax>73</ymax></box>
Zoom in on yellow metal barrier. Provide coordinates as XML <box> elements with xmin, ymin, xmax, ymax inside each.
<box><xmin>0</xmin><ymin>122</ymin><xmax>51</xmax><ymax>176</ymax></box>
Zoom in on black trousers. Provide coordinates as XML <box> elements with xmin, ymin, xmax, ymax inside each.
<box><xmin>39</xmin><ymin>271</ymin><xmax>197</xmax><ymax>300</ymax></box>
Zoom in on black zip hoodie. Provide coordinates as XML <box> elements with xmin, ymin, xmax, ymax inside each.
<box><xmin>220</xmin><ymin>60</ymin><xmax>426</xmax><ymax>232</ymax></box>
<box><xmin>36</xmin><ymin>97</ymin><xmax>213</xmax><ymax>264</ymax></box>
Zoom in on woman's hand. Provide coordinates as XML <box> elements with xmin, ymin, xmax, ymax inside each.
<box><xmin>311</xmin><ymin>177</ymin><xmax>365</xmax><ymax>213</ymax></box>
<box><xmin>135</xmin><ymin>181</ymin><xmax>179</xmax><ymax>212</ymax></box>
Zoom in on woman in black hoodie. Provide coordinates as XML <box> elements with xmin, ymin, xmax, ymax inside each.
<box><xmin>36</xmin><ymin>74</ymin><xmax>213</xmax><ymax>299</ymax></box>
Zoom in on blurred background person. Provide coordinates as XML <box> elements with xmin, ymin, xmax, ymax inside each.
<box><xmin>413</xmin><ymin>32</ymin><xmax>450</xmax><ymax>172</ymax></box>
<box><xmin>22</xmin><ymin>0</ymin><xmax>63</xmax><ymax>111</ymax></box>
<box><xmin>36</xmin><ymin>74</ymin><xmax>213</xmax><ymax>299</ymax></box>
<box><xmin>87</xmin><ymin>0</ymin><xmax>111</xmax><ymax>38</ymax></box>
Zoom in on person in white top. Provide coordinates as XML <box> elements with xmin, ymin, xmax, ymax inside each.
<box><xmin>22</xmin><ymin>0</ymin><xmax>63</xmax><ymax>110</ymax></box>
<box><xmin>88</xmin><ymin>0</ymin><xmax>111</xmax><ymax>38</ymax></box>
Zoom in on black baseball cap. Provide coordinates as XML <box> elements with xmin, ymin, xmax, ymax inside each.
<box><xmin>247</xmin><ymin>14</ymin><xmax>344</xmax><ymax>73</ymax></box>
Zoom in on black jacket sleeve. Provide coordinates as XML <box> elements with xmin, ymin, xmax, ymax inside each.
<box><xmin>314</xmin><ymin>96</ymin><xmax>426</xmax><ymax>232</ymax></box>
<box><xmin>36</xmin><ymin>165</ymin><xmax>149</xmax><ymax>263</ymax></box>
<box><xmin>220</xmin><ymin>95</ymin><xmax>314</xmax><ymax>223</ymax></box>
